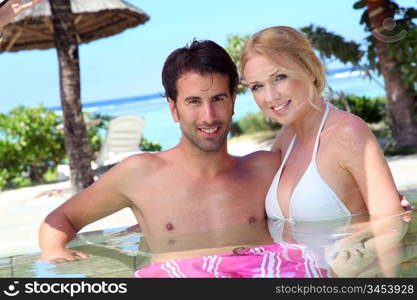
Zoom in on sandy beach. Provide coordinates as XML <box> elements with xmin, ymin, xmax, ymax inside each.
<box><xmin>1</xmin><ymin>138</ymin><xmax>416</xmax><ymax>258</ymax></box>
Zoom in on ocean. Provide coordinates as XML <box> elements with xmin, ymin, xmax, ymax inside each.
<box><xmin>48</xmin><ymin>68</ymin><xmax>386</xmax><ymax>150</ymax></box>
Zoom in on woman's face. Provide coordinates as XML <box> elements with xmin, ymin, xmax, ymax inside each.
<box><xmin>243</xmin><ymin>53</ymin><xmax>315</xmax><ymax>125</ymax></box>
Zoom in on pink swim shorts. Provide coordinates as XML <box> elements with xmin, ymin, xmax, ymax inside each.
<box><xmin>133</xmin><ymin>243</ymin><xmax>326</xmax><ymax>278</ymax></box>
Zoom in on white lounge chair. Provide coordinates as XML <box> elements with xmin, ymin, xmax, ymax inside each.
<box><xmin>94</xmin><ymin>115</ymin><xmax>145</xmax><ymax>167</ymax></box>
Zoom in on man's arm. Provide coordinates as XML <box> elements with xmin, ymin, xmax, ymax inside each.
<box><xmin>38</xmin><ymin>155</ymin><xmax>144</xmax><ymax>262</ymax></box>
<box><xmin>39</xmin><ymin>207</ymin><xmax>88</xmax><ymax>263</ymax></box>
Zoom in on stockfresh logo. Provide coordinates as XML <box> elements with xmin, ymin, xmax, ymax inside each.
<box><xmin>3</xmin><ymin>281</ymin><xmax>20</xmax><ymax>297</ymax></box>
<box><xmin>372</xmin><ymin>17</ymin><xmax>408</xmax><ymax>43</ymax></box>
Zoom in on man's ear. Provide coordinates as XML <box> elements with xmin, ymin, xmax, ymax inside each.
<box><xmin>231</xmin><ymin>92</ymin><xmax>237</xmax><ymax>115</ymax></box>
<box><xmin>168</xmin><ymin>97</ymin><xmax>179</xmax><ymax>122</ymax></box>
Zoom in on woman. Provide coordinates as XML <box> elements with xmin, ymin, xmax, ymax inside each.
<box><xmin>241</xmin><ymin>26</ymin><xmax>404</xmax><ymax>221</ymax></box>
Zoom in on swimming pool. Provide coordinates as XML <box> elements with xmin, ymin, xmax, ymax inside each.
<box><xmin>1</xmin><ymin>192</ymin><xmax>417</xmax><ymax>278</ymax></box>
<box><xmin>0</xmin><ymin>227</ymin><xmax>148</xmax><ymax>278</ymax></box>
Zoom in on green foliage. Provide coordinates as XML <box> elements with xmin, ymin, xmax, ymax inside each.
<box><xmin>231</xmin><ymin>112</ymin><xmax>281</xmax><ymax>137</ymax></box>
<box><xmin>230</xmin><ymin>121</ymin><xmax>243</xmax><ymax>137</ymax></box>
<box><xmin>354</xmin><ymin>1</ymin><xmax>417</xmax><ymax>95</ymax></box>
<box><xmin>42</xmin><ymin>168</ymin><xmax>59</xmax><ymax>183</ymax></box>
<box><xmin>331</xmin><ymin>95</ymin><xmax>387</xmax><ymax>124</ymax></box>
<box><xmin>388</xmin><ymin>27</ymin><xmax>417</xmax><ymax>93</ymax></box>
<box><xmin>0</xmin><ymin>107</ymin><xmax>116</xmax><ymax>190</ymax></box>
<box><xmin>0</xmin><ymin>105</ymin><xmax>66</xmax><ymax>189</ymax></box>
<box><xmin>225</xmin><ymin>34</ymin><xmax>250</xmax><ymax>94</ymax></box>
<box><xmin>140</xmin><ymin>137</ymin><xmax>162</xmax><ymax>152</ymax></box>
<box><xmin>0</xmin><ymin>105</ymin><xmax>163</xmax><ymax>190</ymax></box>
<box><xmin>11</xmin><ymin>177</ymin><xmax>32</xmax><ymax>188</ymax></box>
<box><xmin>353</xmin><ymin>0</ymin><xmax>366</xmax><ymax>9</ymax></box>
<box><xmin>300</xmin><ymin>25</ymin><xmax>364</xmax><ymax>65</ymax></box>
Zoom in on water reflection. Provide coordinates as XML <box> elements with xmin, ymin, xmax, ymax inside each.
<box><xmin>269</xmin><ymin>213</ymin><xmax>410</xmax><ymax>277</ymax></box>
<box><xmin>1</xmin><ymin>211</ymin><xmax>417</xmax><ymax>278</ymax></box>
<box><xmin>137</xmin><ymin>212</ymin><xmax>413</xmax><ymax>277</ymax></box>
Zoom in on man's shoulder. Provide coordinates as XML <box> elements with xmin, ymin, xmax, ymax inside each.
<box><xmin>239</xmin><ymin>150</ymin><xmax>281</xmax><ymax>169</ymax></box>
<box><xmin>119</xmin><ymin>151</ymin><xmax>167</xmax><ymax>171</ymax></box>
<box><xmin>243</xmin><ymin>149</ymin><xmax>278</xmax><ymax>159</ymax></box>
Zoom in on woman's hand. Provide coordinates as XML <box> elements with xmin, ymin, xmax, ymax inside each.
<box><xmin>399</xmin><ymin>194</ymin><xmax>413</xmax><ymax>222</ymax></box>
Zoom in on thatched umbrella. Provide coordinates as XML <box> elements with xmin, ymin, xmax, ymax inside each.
<box><xmin>0</xmin><ymin>0</ymin><xmax>149</xmax><ymax>192</ymax></box>
<box><xmin>1</xmin><ymin>0</ymin><xmax>149</xmax><ymax>52</ymax></box>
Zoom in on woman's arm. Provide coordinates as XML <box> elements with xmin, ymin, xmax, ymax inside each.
<box><xmin>337</xmin><ymin>114</ymin><xmax>403</xmax><ymax>216</ymax></box>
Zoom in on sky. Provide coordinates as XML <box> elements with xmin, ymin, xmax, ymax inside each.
<box><xmin>0</xmin><ymin>0</ymin><xmax>416</xmax><ymax>113</ymax></box>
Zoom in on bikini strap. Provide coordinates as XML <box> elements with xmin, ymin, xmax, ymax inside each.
<box><xmin>312</xmin><ymin>102</ymin><xmax>330</xmax><ymax>159</ymax></box>
<box><xmin>281</xmin><ymin>135</ymin><xmax>296</xmax><ymax>169</ymax></box>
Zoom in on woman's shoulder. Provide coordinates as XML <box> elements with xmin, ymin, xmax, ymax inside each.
<box><xmin>325</xmin><ymin>108</ymin><xmax>378</xmax><ymax>158</ymax></box>
<box><xmin>327</xmin><ymin>108</ymin><xmax>374</xmax><ymax>139</ymax></box>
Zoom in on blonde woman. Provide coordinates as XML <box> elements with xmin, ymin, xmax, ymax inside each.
<box><xmin>241</xmin><ymin>26</ymin><xmax>404</xmax><ymax>221</ymax></box>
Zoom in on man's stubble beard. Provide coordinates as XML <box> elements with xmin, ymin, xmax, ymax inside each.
<box><xmin>179</xmin><ymin>119</ymin><xmax>231</xmax><ymax>153</ymax></box>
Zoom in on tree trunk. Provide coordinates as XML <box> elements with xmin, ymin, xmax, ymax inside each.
<box><xmin>366</xmin><ymin>0</ymin><xmax>417</xmax><ymax>150</ymax></box>
<box><xmin>49</xmin><ymin>0</ymin><xmax>94</xmax><ymax>192</ymax></box>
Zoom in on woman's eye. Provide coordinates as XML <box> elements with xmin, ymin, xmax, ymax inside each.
<box><xmin>275</xmin><ymin>74</ymin><xmax>287</xmax><ymax>81</ymax></box>
<box><xmin>250</xmin><ymin>84</ymin><xmax>262</xmax><ymax>91</ymax></box>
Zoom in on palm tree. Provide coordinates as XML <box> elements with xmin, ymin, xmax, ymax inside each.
<box><xmin>365</xmin><ymin>0</ymin><xmax>417</xmax><ymax>150</ymax></box>
<box><xmin>2</xmin><ymin>0</ymin><xmax>149</xmax><ymax>192</ymax></box>
<box><xmin>49</xmin><ymin>0</ymin><xmax>94</xmax><ymax>192</ymax></box>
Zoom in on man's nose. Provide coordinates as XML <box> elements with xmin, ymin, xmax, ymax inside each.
<box><xmin>202</xmin><ymin>102</ymin><xmax>216</xmax><ymax>123</ymax></box>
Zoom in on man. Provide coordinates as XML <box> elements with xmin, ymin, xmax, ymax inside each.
<box><xmin>39</xmin><ymin>39</ymin><xmax>411</xmax><ymax>267</ymax></box>
<box><xmin>39</xmin><ymin>40</ymin><xmax>281</xmax><ymax>262</ymax></box>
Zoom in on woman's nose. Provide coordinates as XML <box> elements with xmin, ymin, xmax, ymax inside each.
<box><xmin>266</xmin><ymin>84</ymin><xmax>280</xmax><ymax>103</ymax></box>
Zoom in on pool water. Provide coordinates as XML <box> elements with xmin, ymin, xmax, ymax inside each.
<box><xmin>1</xmin><ymin>194</ymin><xmax>417</xmax><ymax>278</ymax></box>
<box><xmin>0</xmin><ymin>226</ymin><xmax>151</xmax><ymax>278</ymax></box>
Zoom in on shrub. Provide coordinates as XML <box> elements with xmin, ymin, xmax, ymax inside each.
<box><xmin>231</xmin><ymin>112</ymin><xmax>281</xmax><ymax>137</ymax></box>
<box><xmin>331</xmin><ymin>95</ymin><xmax>387</xmax><ymax>124</ymax></box>
<box><xmin>0</xmin><ymin>105</ymin><xmax>66</xmax><ymax>189</ymax></box>
<box><xmin>0</xmin><ymin>106</ymin><xmax>163</xmax><ymax>190</ymax></box>
<box><xmin>140</xmin><ymin>137</ymin><xmax>162</xmax><ymax>152</ymax></box>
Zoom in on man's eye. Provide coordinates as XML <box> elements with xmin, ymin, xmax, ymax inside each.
<box><xmin>213</xmin><ymin>97</ymin><xmax>224</xmax><ymax>102</ymax></box>
<box><xmin>187</xmin><ymin>99</ymin><xmax>200</xmax><ymax>104</ymax></box>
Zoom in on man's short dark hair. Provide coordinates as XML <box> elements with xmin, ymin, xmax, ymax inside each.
<box><xmin>162</xmin><ymin>40</ymin><xmax>239</xmax><ymax>102</ymax></box>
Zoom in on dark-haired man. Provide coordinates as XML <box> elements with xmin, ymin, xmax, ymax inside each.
<box><xmin>38</xmin><ymin>40</ymin><xmax>411</xmax><ymax>275</ymax></box>
<box><xmin>39</xmin><ymin>40</ymin><xmax>281</xmax><ymax>262</ymax></box>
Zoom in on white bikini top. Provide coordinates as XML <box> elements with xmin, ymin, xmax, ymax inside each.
<box><xmin>265</xmin><ymin>102</ymin><xmax>352</xmax><ymax>222</ymax></box>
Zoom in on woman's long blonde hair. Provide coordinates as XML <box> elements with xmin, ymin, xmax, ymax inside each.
<box><xmin>241</xmin><ymin>26</ymin><xmax>326</xmax><ymax>102</ymax></box>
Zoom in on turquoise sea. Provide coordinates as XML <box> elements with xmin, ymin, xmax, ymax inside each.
<box><xmin>48</xmin><ymin>68</ymin><xmax>386</xmax><ymax>150</ymax></box>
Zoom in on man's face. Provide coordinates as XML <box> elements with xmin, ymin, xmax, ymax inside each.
<box><xmin>169</xmin><ymin>71</ymin><xmax>235</xmax><ymax>152</ymax></box>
